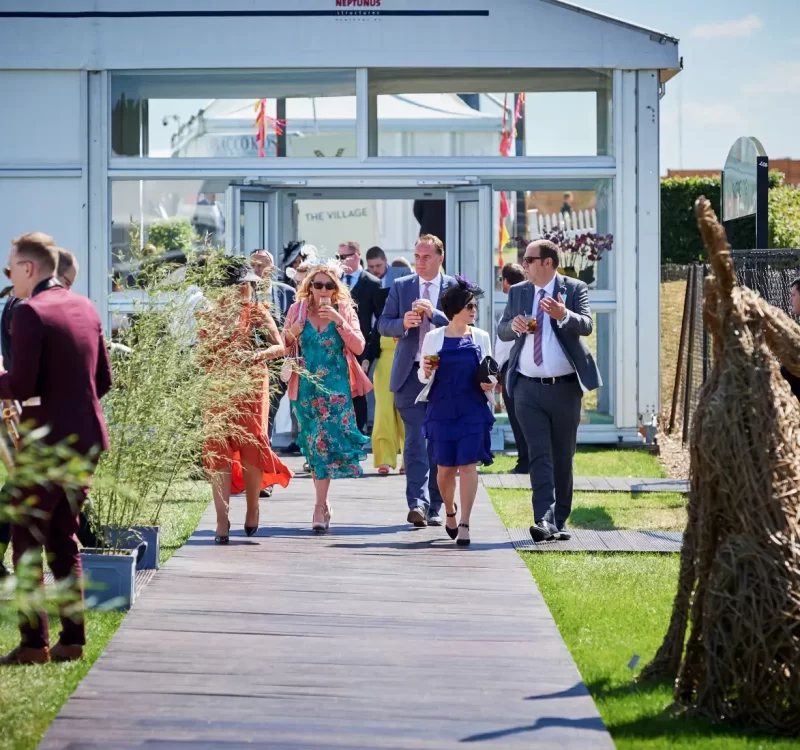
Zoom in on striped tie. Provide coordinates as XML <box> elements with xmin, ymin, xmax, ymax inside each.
<box><xmin>533</xmin><ymin>289</ymin><xmax>546</xmax><ymax>366</ymax></box>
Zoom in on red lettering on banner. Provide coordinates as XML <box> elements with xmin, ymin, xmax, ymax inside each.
<box><xmin>335</xmin><ymin>0</ymin><xmax>381</xmax><ymax>7</ymax></box>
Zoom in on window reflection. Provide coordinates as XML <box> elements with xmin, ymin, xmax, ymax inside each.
<box><xmin>111</xmin><ymin>180</ymin><xmax>230</xmax><ymax>289</ymax></box>
<box><xmin>111</xmin><ymin>70</ymin><xmax>357</xmax><ymax>158</ymax></box>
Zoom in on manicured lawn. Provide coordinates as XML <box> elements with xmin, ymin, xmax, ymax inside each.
<box><xmin>484</xmin><ymin>447</ymin><xmax>667</xmax><ymax>478</ymax></box>
<box><xmin>525</xmin><ymin>553</ymin><xmax>799</xmax><ymax>750</ymax></box>
<box><xmin>0</xmin><ymin>481</ymin><xmax>211</xmax><ymax>750</ymax></box>
<box><xmin>490</xmin><ymin>489</ymin><xmax>686</xmax><ymax>531</ymax></box>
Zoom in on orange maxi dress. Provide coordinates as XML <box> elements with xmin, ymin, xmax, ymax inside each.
<box><xmin>200</xmin><ymin>301</ymin><xmax>293</xmax><ymax>495</ymax></box>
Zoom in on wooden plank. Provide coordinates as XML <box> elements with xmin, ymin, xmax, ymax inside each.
<box><xmin>41</xmin><ymin>458</ymin><xmax>613</xmax><ymax>750</ymax></box>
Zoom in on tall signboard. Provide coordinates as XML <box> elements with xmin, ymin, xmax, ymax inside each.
<box><xmin>721</xmin><ymin>136</ymin><xmax>769</xmax><ymax>248</ymax></box>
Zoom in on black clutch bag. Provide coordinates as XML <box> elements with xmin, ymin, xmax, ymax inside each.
<box><xmin>475</xmin><ymin>355</ymin><xmax>500</xmax><ymax>389</ymax></box>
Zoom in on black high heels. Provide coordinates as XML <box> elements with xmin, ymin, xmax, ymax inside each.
<box><xmin>445</xmin><ymin>504</ymin><xmax>459</xmax><ymax>540</ymax></box>
<box><xmin>456</xmin><ymin>523</ymin><xmax>471</xmax><ymax>547</ymax></box>
<box><xmin>244</xmin><ymin>508</ymin><xmax>260</xmax><ymax>537</ymax></box>
<box><xmin>215</xmin><ymin>520</ymin><xmax>231</xmax><ymax>545</ymax></box>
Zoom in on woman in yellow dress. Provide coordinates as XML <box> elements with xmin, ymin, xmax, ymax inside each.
<box><xmin>369</xmin><ymin>267</ymin><xmax>412</xmax><ymax>476</ymax></box>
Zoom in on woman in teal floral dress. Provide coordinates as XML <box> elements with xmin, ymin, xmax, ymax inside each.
<box><xmin>283</xmin><ymin>264</ymin><xmax>371</xmax><ymax>532</ymax></box>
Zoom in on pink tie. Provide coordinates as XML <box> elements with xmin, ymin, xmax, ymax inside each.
<box><xmin>418</xmin><ymin>282</ymin><xmax>432</xmax><ymax>356</ymax></box>
<box><xmin>533</xmin><ymin>289</ymin><xmax>545</xmax><ymax>366</ymax></box>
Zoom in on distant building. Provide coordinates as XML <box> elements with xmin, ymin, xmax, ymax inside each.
<box><xmin>666</xmin><ymin>159</ymin><xmax>800</xmax><ymax>186</ymax></box>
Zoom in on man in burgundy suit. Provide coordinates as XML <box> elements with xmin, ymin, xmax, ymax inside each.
<box><xmin>0</xmin><ymin>233</ymin><xmax>111</xmax><ymax>666</ymax></box>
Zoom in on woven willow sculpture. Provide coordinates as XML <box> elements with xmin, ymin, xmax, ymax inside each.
<box><xmin>641</xmin><ymin>197</ymin><xmax>800</xmax><ymax>734</ymax></box>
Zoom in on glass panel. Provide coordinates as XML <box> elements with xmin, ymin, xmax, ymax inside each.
<box><xmin>241</xmin><ymin>200</ymin><xmax>264</xmax><ymax>253</ymax></box>
<box><xmin>111</xmin><ymin>70</ymin><xmax>357</xmax><ymax>158</ymax></box>
<box><xmin>493</xmin><ymin>178</ymin><xmax>614</xmax><ymax>317</ymax></box>
<box><xmin>370</xmin><ymin>68</ymin><xmax>612</xmax><ymax>158</ymax></box>
<box><xmin>111</xmin><ymin>179</ymin><xmax>230</xmax><ymax>289</ymax></box>
<box><xmin>583</xmin><ymin>312</ymin><xmax>614</xmax><ymax>425</ymax></box>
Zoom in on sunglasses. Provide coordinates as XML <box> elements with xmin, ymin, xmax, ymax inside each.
<box><xmin>522</xmin><ymin>256</ymin><xmax>543</xmax><ymax>265</ymax></box>
<box><xmin>335</xmin><ymin>252</ymin><xmax>356</xmax><ymax>260</ymax></box>
<box><xmin>464</xmin><ymin>302</ymin><xmax>477</xmax><ymax>311</ymax></box>
<box><xmin>312</xmin><ymin>281</ymin><xmax>337</xmax><ymax>291</ymax></box>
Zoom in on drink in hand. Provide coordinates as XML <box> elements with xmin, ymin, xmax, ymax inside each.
<box><xmin>426</xmin><ymin>354</ymin><xmax>440</xmax><ymax>370</ymax></box>
<box><xmin>525</xmin><ymin>316</ymin><xmax>538</xmax><ymax>333</ymax></box>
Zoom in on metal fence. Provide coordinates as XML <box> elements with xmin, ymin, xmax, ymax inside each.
<box><xmin>667</xmin><ymin>250</ymin><xmax>800</xmax><ymax>442</ymax></box>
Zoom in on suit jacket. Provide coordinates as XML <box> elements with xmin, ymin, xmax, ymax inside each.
<box><xmin>268</xmin><ymin>281</ymin><xmax>296</xmax><ymax>326</ymax></box>
<box><xmin>0</xmin><ymin>293</ymin><xmax>21</xmax><ymax>369</ymax></box>
<box><xmin>0</xmin><ymin>285</ymin><xmax>111</xmax><ymax>456</ymax></box>
<box><xmin>377</xmin><ymin>273</ymin><xmax>457</xmax><ymax>392</ymax></box>
<box><xmin>497</xmin><ymin>275</ymin><xmax>601</xmax><ymax>394</ymax></box>
<box><xmin>349</xmin><ymin>270</ymin><xmax>381</xmax><ymax>363</ymax></box>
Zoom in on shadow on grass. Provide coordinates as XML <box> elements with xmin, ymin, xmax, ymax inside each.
<box><xmin>588</xmin><ymin>676</ymin><xmax>796</xmax><ymax>745</ymax></box>
<box><xmin>568</xmin><ymin>506</ymin><xmax>616</xmax><ymax>530</ymax></box>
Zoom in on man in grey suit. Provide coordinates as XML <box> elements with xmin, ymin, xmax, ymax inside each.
<box><xmin>497</xmin><ymin>239</ymin><xmax>601</xmax><ymax>543</ymax></box>
<box><xmin>378</xmin><ymin>235</ymin><xmax>455</xmax><ymax>527</ymax></box>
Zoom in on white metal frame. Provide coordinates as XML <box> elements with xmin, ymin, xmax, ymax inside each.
<box><xmin>91</xmin><ymin>65</ymin><xmax>662</xmax><ymax>443</ymax></box>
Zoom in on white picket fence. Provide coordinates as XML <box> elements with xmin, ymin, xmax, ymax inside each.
<box><xmin>527</xmin><ymin>208</ymin><xmax>597</xmax><ymax>239</ymax></box>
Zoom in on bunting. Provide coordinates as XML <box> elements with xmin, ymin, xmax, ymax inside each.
<box><xmin>496</xmin><ymin>94</ymin><xmax>525</xmax><ymax>267</ymax></box>
<box><xmin>254</xmin><ymin>99</ymin><xmax>286</xmax><ymax>157</ymax></box>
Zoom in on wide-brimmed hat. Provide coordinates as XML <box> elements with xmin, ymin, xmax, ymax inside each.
<box><xmin>220</xmin><ymin>257</ymin><xmax>261</xmax><ymax>286</ymax></box>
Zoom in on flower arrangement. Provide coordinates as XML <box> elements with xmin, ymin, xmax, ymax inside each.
<box><xmin>540</xmin><ymin>228</ymin><xmax>614</xmax><ymax>284</ymax></box>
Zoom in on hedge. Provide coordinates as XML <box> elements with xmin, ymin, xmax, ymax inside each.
<box><xmin>661</xmin><ymin>172</ymin><xmax>786</xmax><ymax>264</ymax></box>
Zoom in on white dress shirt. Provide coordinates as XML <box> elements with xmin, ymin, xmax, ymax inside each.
<box><xmin>344</xmin><ymin>267</ymin><xmax>362</xmax><ymax>289</ymax></box>
<box><xmin>413</xmin><ymin>274</ymin><xmax>443</xmax><ymax>362</ymax></box>
<box><xmin>517</xmin><ymin>277</ymin><xmax>574</xmax><ymax>379</ymax></box>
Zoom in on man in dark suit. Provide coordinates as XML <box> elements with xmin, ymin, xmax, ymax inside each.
<box><xmin>336</xmin><ymin>241</ymin><xmax>381</xmax><ymax>434</ymax></box>
<box><xmin>497</xmin><ymin>239</ymin><xmax>601</xmax><ymax>543</ymax></box>
<box><xmin>0</xmin><ymin>233</ymin><xmax>111</xmax><ymax>666</ymax></box>
<box><xmin>378</xmin><ymin>235</ymin><xmax>455</xmax><ymax>527</ymax></box>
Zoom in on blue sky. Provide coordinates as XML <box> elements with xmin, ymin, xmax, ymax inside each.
<box><xmin>585</xmin><ymin>0</ymin><xmax>799</xmax><ymax>172</ymax></box>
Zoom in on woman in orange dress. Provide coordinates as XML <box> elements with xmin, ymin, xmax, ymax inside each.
<box><xmin>199</xmin><ymin>259</ymin><xmax>293</xmax><ymax>545</ymax></box>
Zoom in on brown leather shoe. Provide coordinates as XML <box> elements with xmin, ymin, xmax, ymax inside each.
<box><xmin>0</xmin><ymin>645</ymin><xmax>50</xmax><ymax>666</ymax></box>
<box><xmin>50</xmin><ymin>642</ymin><xmax>84</xmax><ymax>662</ymax></box>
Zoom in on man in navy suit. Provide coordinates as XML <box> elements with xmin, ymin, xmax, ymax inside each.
<box><xmin>378</xmin><ymin>235</ymin><xmax>455</xmax><ymax>527</ymax></box>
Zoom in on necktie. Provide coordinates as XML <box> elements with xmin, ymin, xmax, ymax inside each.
<box><xmin>345</xmin><ymin>274</ymin><xmax>353</xmax><ymax>287</ymax></box>
<box><xmin>533</xmin><ymin>289</ymin><xmax>546</xmax><ymax>366</ymax></box>
<box><xmin>418</xmin><ymin>281</ymin><xmax>433</xmax><ymax>356</ymax></box>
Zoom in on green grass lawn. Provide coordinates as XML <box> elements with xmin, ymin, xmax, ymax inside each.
<box><xmin>485</xmin><ymin>480</ymin><xmax>794</xmax><ymax>749</ymax></box>
<box><xmin>0</xmin><ymin>481</ymin><xmax>210</xmax><ymax>750</ymax></box>
<box><xmin>484</xmin><ymin>448</ymin><xmax>667</xmax><ymax>478</ymax></box>
<box><xmin>491</xmin><ymin>489</ymin><xmax>687</xmax><ymax>531</ymax></box>
<box><xmin>526</xmin><ymin>553</ymin><xmax>799</xmax><ymax>749</ymax></box>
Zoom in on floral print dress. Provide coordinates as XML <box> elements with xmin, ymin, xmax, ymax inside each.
<box><xmin>295</xmin><ymin>321</ymin><xmax>368</xmax><ymax>479</ymax></box>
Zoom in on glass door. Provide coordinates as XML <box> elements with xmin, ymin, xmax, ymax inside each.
<box><xmin>445</xmin><ymin>186</ymin><xmax>493</xmax><ymax>334</ymax></box>
<box><xmin>225</xmin><ymin>186</ymin><xmax>280</xmax><ymax>256</ymax></box>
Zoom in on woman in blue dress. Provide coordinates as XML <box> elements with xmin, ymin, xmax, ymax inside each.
<box><xmin>418</xmin><ymin>278</ymin><xmax>495</xmax><ymax>546</ymax></box>
<box><xmin>283</xmin><ymin>264</ymin><xmax>370</xmax><ymax>532</ymax></box>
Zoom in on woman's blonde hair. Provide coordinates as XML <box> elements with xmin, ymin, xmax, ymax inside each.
<box><xmin>296</xmin><ymin>262</ymin><xmax>354</xmax><ymax>310</ymax></box>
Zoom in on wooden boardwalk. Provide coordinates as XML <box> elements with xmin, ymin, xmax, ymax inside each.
<box><xmin>41</xmin><ymin>463</ymin><xmax>613</xmax><ymax>749</ymax></box>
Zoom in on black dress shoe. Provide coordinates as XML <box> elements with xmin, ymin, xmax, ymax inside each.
<box><xmin>529</xmin><ymin>520</ymin><xmax>557</xmax><ymax>543</ymax></box>
<box><xmin>282</xmin><ymin>442</ymin><xmax>301</xmax><ymax>455</ymax></box>
<box><xmin>554</xmin><ymin>524</ymin><xmax>571</xmax><ymax>541</ymax></box>
<box><xmin>260</xmin><ymin>487</ymin><xmax>273</xmax><ymax>499</ymax></box>
<box><xmin>511</xmin><ymin>465</ymin><xmax>529</xmax><ymax>475</ymax></box>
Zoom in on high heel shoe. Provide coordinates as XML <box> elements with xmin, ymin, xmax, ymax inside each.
<box><xmin>312</xmin><ymin>504</ymin><xmax>331</xmax><ymax>533</ymax></box>
<box><xmin>215</xmin><ymin>520</ymin><xmax>231</xmax><ymax>545</ymax></box>
<box><xmin>244</xmin><ymin>508</ymin><xmax>260</xmax><ymax>537</ymax></box>
<box><xmin>445</xmin><ymin>503</ymin><xmax>459</xmax><ymax>540</ymax></box>
<box><xmin>456</xmin><ymin>522</ymin><xmax>471</xmax><ymax>547</ymax></box>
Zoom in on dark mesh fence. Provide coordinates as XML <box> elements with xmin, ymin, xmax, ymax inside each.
<box><xmin>668</xmin><ymin>251</ymin><xmax>800</xmax><ymax>441</ymax></box>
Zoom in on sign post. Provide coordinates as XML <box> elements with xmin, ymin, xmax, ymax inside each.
<box><xmin>721</xmin><ymin>136</ymin><xmax>769</xmax><ymax>249</ymax></box>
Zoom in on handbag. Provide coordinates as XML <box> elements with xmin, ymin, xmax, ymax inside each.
<box><xmin>475</xmin><ymin>354</ymin><xmax>500</xmax><ymax>388</ymax></box>
<box><xmin>280</xmin><ymin>301</ymin><xmax>305</xmax><ymax>383</ymax></box>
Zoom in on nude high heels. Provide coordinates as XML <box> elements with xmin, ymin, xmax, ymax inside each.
<box><xmin>312</xmin><ymin>504</ymin><xmax>331</xmax><ymax>533</ymax></box>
